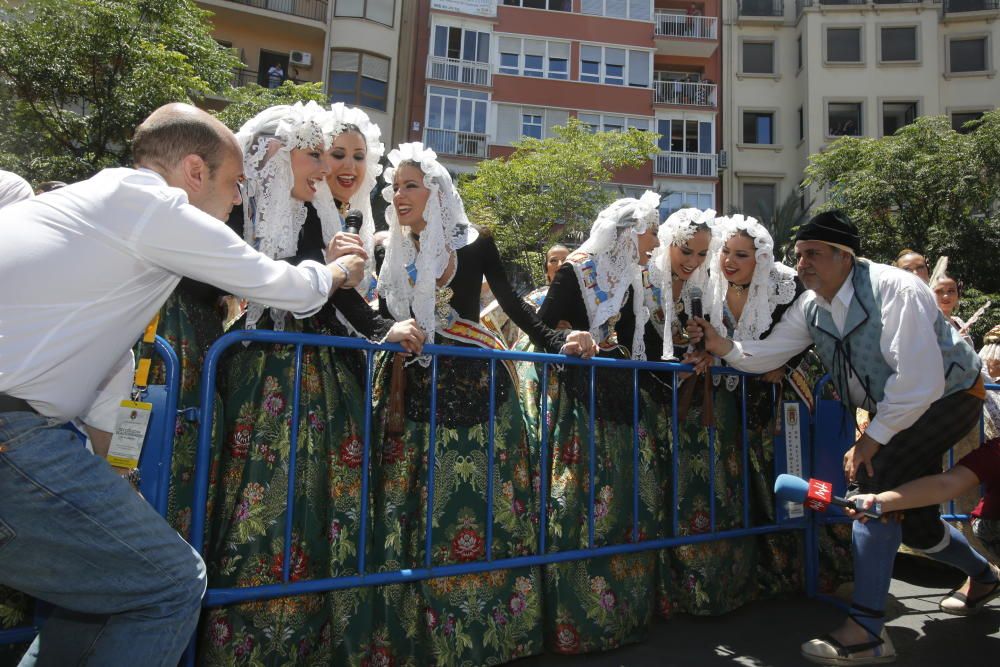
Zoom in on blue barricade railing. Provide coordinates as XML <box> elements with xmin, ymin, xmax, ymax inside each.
<box><xmin>0</xmin><ymin>336</ymin><xmax>180</xmax><ymax>646</ymax></box>
<box><xmin>182</xmin><ymin>329</ymin><xmax>815</xmax><ymax>664</ymax></box>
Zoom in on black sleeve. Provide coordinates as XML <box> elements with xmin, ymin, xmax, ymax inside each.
<box><xmin>481</xmin><ymin>237</ymin><xmax>567</xmax><ymax>353</ymax></box>
<box><xmin>330</xmin><ymin>288</ymin><xmax>394</xmax><ymax>341</ymax></box>
<box><xmin>538</xmin><ymin>263</ymin><xmax>588</xmax><ymax>331</ymax></box>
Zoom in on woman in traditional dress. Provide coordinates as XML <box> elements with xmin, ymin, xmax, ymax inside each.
<box><xmin>201</xmin><ymin>102</ymin><xmax>422</xmax><ymax>666</ymax></box>
<box><xmin>516</xmin><ymin>192</ymin><xmax>677</xmax><ymax>655</ymax></box>
<box><xmin>368</xmin><ymin>142</ymin><xmax>595</xmax><ymax>666</ymax></box>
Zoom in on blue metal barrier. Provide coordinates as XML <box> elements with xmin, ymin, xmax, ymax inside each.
<box><xmin>183</xmin><ymin>329</ymin><xmax>813</xmax><ymax>664</ymax></box>
<box><xmin>0</xmin><ymin>336</ymin><xmax>180</xmax><ymax>647</ymax></box>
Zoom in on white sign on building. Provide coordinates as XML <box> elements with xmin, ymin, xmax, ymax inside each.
<box><xmin>430</xmin><ymin>0</ymin><xmax>498</xmax><ymax>18</ymax></box>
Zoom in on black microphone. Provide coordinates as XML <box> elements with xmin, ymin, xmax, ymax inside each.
<box><xmin>689</xmin><ymin>286</ymin><xmax>704</xmax><ymax>351</ymax></box>
<box><xmin>344</xmin><ymin>209</ymin><xmax>363</xmax><ymax>236</ymax></box>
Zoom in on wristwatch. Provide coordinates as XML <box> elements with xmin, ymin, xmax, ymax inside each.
<box><xmin>119</xmin><ymin>468</ymin><xmax>141</xmax><ymax>489</ymax></box>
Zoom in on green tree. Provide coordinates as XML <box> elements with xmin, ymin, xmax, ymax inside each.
<box><xmin>0</xmin><ymin>0</ymin><xmax>240</xmax><ymax>182</ymax></box>
<box><xmin>212</xmin><ymin>80</ymin><xmax>328</xmax><ymax>131</ymax></box>
<box><xmin>459</xmin><ymin>118</ymin><xmax>659</xmax><ymax>283</ymax></box>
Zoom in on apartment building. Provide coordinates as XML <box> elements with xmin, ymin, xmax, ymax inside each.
<box><xmin>403</xmin><ymin>0</ymin><xmax>724</xmax><ymax>219</ymax></box>
<box><xmin>196</xmin><ymin>0</ymin><xmax>411</xmax><ymax>144</ymax></box>
<box><xmin>724</xmin><ymin>0</ymin><xmax>1000</xmax><ymax>222</ymax></box>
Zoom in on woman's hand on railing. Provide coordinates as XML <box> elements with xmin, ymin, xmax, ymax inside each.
<box><xmin>681</xmin><ymin>349</ymin><xmax>712</xmax><ymax>376</ymax></box>
<box><xmin>760</xmin><ymin>368</ymin><xmax>785</xmax><ymax>384</ymax></box>
<box><xmin>560</xmin><ymin>330</ymin><xmax>597</xmax><ymax>359</ymax></box>
<box><xmin>325</xmin><ymin>231</ymin><xmax>368</xmax><ymax>262</ymax></box>
<box><xmin>385</xmin><ymin>319</ymin><xmax>426</xmax><ymax>355</ymax></box>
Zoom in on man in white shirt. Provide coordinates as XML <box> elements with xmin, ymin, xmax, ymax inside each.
<box><xmin>0</xmin><ymin>103</ymin><xmax>371</xmax><ymax>666</ymax></box>
<box><xmin>0</xmin><ymin>169</ymin><xmax>33</xmax><ymax>208</ymax></box>
<box><xmin>689</xmin><ymin>211</ymin><xmax>997</xmax><ymax>665</ymax></box>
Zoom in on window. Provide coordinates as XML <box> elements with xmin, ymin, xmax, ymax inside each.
<box><xmin>656</xmin><ymin>118</ymin><xmax>713</xmax><ymax>154</ymax></box>
<box><xmin>949</xmin><ymin>37</ymin><xmax>988</xmax><ymax>74</ymax></box>
<box><xmin>828</xmin><ymin>102</ymin><xmax>862</xmax><ymax>137</ymax></box>
<box><xmin>502</xmin><ymin>0</ymin><xmax>572</xmax><ymax>10</ymax></box>
<box><xmin>579</xmin><ymin>112</ymin><xmax>651</xmax><ymax>133</ymax></box>
<box><xmin>743</xmin><ymin>111</ymin><xmax>774</xmax><ymax>144</ymax></box>
<box><xmin>335</xmin><ymin>0</ymin><xmax>394</xmax><ymax>26</ymax></box>
<box><xmin>427</xmin><ymin>86</ymin><xmax>487</xmax><ymax>133</ymax></box>
<box><xmin>329</xmin><ymin>51</ymin><xmax>390</xmax><ymax>111</ymax></box>
<box><xmin>882</xmin><ymin>101</ymin><xmax>917</xmax><ymax>136</ymax></box>
<box><xmin>581</xmin><ymin>0</ymin><xmax>652</xmax><ymax>20</ymax></box>
<box><xmin>798</xmin><ymin>106</ymin><xmax>804</xmax><ymax>141</ymax></box>
<box><xmin>433</xmin><ymin>25</ymin><xmax>490</xmax><ymax>63</ymax></box>
<box><xmin>742</xmin><ymin>183</ymin><xmax>776</xmax><ymax>223</ymax></box>
<box><xmin>880</xmin><ymin>26</ymin><xmax>917</xmax><ymax>63</ymax></box>
<box><xmin>742</xmin><ymin>41</ymin><xmax>775</xmax><ymax>74</ymax></box>
<box><xmin>579</xmin><ymin>44</ymin><xmax>650</xmax><ymax>87</ymax></box>
<box><xmin>660</xmin><ymin>191</ymin><xmax>714</xmax><ymax>219</ymax></box>
<box><xmin>496</xmin><ymin>105</ymin><xmax>570</xmax><ymax>144</ymax></box>
<box><xmin>497</xmin><ymin>37</ymin><xmax>570</xmax><ymax>80</ymax></box>
<box><xmin>827</xmin><ymin>27</ymin><xmax>862</xmax><ymax>64</ymax></box>
<box><xmin>952</xmin><ymin>111</ymin><xmax>985</xmax><ymax>134</ymax></box>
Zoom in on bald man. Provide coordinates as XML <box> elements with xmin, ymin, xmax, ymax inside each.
<box><xmin>0</xmin><ymin>103</ymin><xmax>366</xmax><ymax>666</ymax></box>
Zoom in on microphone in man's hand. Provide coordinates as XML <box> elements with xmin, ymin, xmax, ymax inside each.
<box><xmin>689</xmin><ymin>286</ymin><xmax>704</xmax><ymax>351</ymax></box>
<box><xmin>344</xmin><ymin>209</ymin><xmax>363</xmax><ymax>236</ymax></box>
<box><xmin>774</xmin><ymin>473</ymin><xmax>882</xmax><ymax>519</ymax></box>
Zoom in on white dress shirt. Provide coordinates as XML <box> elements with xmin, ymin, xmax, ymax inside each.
<box><xmin>722</xmin><ymin>266</ymin><xmax>947</xmax><ymax>445</ymax></box>
<box><xmin>0</xmin><ymin>168</ymin><xmax>332</xmax><ymax>429</ymax></box>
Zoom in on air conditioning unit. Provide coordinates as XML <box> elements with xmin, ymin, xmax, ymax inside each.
<box><xmin>717</xmin><ymin>149</ymin><xmax>728</xmax><ymax>170</ymax></box>
<box><xmin>290</xmin><ymin>51</ymin><xmax>312</xmax><ymax>68</ymax></box>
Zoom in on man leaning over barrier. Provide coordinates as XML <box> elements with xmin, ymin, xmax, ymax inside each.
<box><xmin>0</xmin><ymin>103</ymin><xmax>369</xmax><ymax>667</ymax></box>
<box><xmin>686</xmin><ymin>210</ymin><xmax>998</xmax><ymax>666</ymax></box>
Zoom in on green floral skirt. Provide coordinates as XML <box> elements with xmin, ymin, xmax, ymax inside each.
<box><xmin>364</xmin><ymin>347</ymin><xmax>544</xmax><ymax>667</ymax></box>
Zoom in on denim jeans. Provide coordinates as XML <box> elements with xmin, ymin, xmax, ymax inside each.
<box><xmin>0</xmin><ymin>411</ymin><xmax>205</xmax><ymax>666</ymax></box>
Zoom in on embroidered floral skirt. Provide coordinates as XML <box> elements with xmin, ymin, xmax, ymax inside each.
<box><xmin>197</xmin><ymin>307</ymin><xmax>377</xmax><ymax>666</ymax></box>
<box><xmin>517</xmin><ymin>354</ymin><xmax>668</xmax><ymax>655</ymax></box>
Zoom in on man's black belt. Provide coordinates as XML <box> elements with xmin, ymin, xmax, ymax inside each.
<box><xmin>0</xmin><ymin>394</ymin><xmax>37</xmax><ymax>414</ymax></box>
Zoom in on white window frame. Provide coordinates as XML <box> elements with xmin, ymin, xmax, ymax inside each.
<box><xmin>431</xmin><ymin>21</ymin><xmax>491</xmax><ymax>64</ymax></box>
<box><xmin>578</xmin><ymin>43</ymin><xmax>652</xmax><ymax>88</ymax></box>
<box><xmin>494</xmin><ymin>104</ymin><xmax>570</xmax><ymax>145</ymax></box>
<box><xmin>655</xmin><ymin>116</ymin><xmax>715</xmax><ymax>154</ymax></box>
<box><xmin>425</xmin><ymin>85</ymin><xmax>490</xmax><ymax>134</ymax></box>
<box><xmin>334</xmin><ymin>0</ymin><xmax>395</xmax><ymax>27</ymax></box>
<box><xmin>577</xmin><ymin>112</ymin><xmax>652</xmax><ymax>133</ymax></box>
<box><xmin>580</xmin><ymin>0</ymin><xmax>653</xmax><ymax>21</ymax></box>
<box><xmin>496</xmin><ymin>36</ymin><xmax>571</xmax><ymax>80</ymax></box>
<box><xmin>659</xmin><ymin>189</ymin><xmax>715</xmax><ymax>220</ymax></box>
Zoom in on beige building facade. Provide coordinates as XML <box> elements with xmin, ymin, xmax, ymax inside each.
<box><xmin>723</xmin><ymin>0</ymin><xmax>1000</xmax><ymax>222</ymax></box>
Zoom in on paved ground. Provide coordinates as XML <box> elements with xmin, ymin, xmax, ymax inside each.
<box><xmin>517</xmin><ymin>554</ymin><xmax>1000</xmax><ymax>667</ymax></box>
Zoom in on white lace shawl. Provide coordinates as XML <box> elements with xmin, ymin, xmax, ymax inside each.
<box><xmin>651</xmin><ymin>207</ymin><xmax>720</xmax><ymax>360</ymax></box>
<box><xmin>311</xmin><ymin>103</ymin><xmax>385</xmax><ymax>293</ymax></box>
<box><xmin>235</xmin><ymin>101</ymin><xmax>328</xmax><ymax>330</ymax></box>
<box><xmin>377</xmin><ymin>143</ymin><xmax>478</xmax><ymax>340</ymax></box>
<box><xmin>574</xmin><ymin>191</ymin><xmax>661</xmax><ymax>360</ymax></box>
<box><xmin>708</xmin><ymin>215</ymin><xmax>797</xmax><ymax>390</ymax></box>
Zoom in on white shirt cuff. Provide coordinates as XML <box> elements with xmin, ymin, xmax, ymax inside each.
<box><xmin>722</xmin><ymin>341</ymin><xmax>745</xmax><ymax>364</ymax></box>
<box><xmin>863</xmin><ymin>420</ymin><xmax>894</xmax><ymax>446</ymax></box>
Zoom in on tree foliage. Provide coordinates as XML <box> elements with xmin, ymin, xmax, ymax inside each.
<box><xmin>212</xmin><ymin>80</ymin><xmax>328</xmax><ymax>132</ymax></box>
<box><xmin>0</xmin><ymin>0</ymin><xmax>240</xmax><ymax>182</ymax></box>
<box><xmin>459</xmin><ymin>118</ymin><xmax>658</xmax><ymax>283</ymax></box>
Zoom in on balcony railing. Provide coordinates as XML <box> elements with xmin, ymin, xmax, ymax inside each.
<box><xmin>738</xmin><ymin>0</ymin><xmax>785</xmax><ymax>16</ymax></box>
<box><xmin>654</xmin><ymin>81</ymin><xmax>718</xmax><ymax>107</ymax></box>
<box><xmin>232</xmin><ymin>68</ymin><xmax>258</xmax><ymax>87</ymax></box>
<box><xmin>222</xmin><ymin>0</ymin><xmax>328</xmax><ymax>22</ymax></box>
<box><xmin>424</xmin><ymin>129</ymin><xmax>488</xmax><ymax>158</ymax></box>
<box><xmin>944</xmin><ymin>0</ymin><xmax>1000</xmax><ymax>12</ymax></box>
<box><xmin>654</xmin><ymin>12</ymin><xmax>718</xmax><ymax>39</ymax></box>
<box><xmin>426</xmin><ymin>56</ymin><xmax>491</xmax><ymax>87</ymax></box>
<box><xmin>654</xmin><ymin>152</ymin><xmax>718</xmax><ymax>177</ymax></box>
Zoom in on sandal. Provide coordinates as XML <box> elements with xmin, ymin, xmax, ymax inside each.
<box><xmin>939</xmin><ymin>564</ymin><xmax>1000</xmax><ymax>616</ymax></box>
<box><xmin>801</xmin><ymin>628</ymin><xmax>896</xmax><ymax>666</ymax></box>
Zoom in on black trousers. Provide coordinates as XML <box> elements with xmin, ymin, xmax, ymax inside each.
<box><xmin>856</xmin><ymin>387</ymin><xmax>983</xmax><ymax>550</ymax></box>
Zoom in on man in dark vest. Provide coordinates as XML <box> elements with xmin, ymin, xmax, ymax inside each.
<box><xmin>689</xmin><ymin>211</ymin><xmax>999</xmax><ymax>665</ymax></box>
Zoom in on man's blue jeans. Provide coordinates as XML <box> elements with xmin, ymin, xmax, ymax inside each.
<box><xmin>0</xmin><ymin>411</ymin><xmax>205</xmax><ymax>666</ymax></box>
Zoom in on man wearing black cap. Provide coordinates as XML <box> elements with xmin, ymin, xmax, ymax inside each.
<box><xmin>689</xmin><ymin>210</ymin><xmax>998</xmax><ymax>665</ymax></box>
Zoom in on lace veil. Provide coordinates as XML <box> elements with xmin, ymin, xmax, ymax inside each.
<box><xmin>312</xmin><ymin>103</ymin><xmax>385</xmax><ymax>289</ymax></box>
<box><xmin>236</xmin><ymin>101</ymin><xmax>328</xmax><ymax>330</ymax></box>
<box><xmin>575</xmin><ymin>190</ymin><xmax>661</xmax><ymax>360</ymax></box>
<box><xmin>650</xmin><ymin>207</ymin><xmax>719</xmax><ymax>360</ymax></box>
<box><xmin>378</xmin><ymin>143</ymin><xmax>478</xmax><ymax>339</ymax></box>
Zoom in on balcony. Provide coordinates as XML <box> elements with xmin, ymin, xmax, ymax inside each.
<box><xmin>738</xmin><ymin>0</ymin><xmax>785</xmax><ymax>18</ymax></box>
<box><xmin>426</xmin><ymin>56</ymin><xmax>491</xmax><ymax>88</ymax></box>
<box><xmin>654</xmin><ymin>81</ymin><xmax>717</xmax><ymax>108</ymax></box>
<box><xmin>220</xmin><ymin>0</ymin><xmax>328</xmax><ymax>22</ymax></box>
<box><xmin>654</xmin><ymin>12</ymin><xmax>718</xmax><ymax>58</ymax></box>
<box><xmin>654</xmin><ymin>152</ymin><xmax>718</xmax><ymax>178</ymax></box>
<box><xmin>232</xmin><ymin>68</ymin><xmax>258</xmax><ymax>87</ymax></box>
<box><xmin>424</xmin><ymin>129</ymin><xmax>488</xmax><ymax>159</ymax></box>
<box><xmin>944</xmin><ymin>0</ymin><xmax>1000</xmax><ymax>12</ymax></box>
